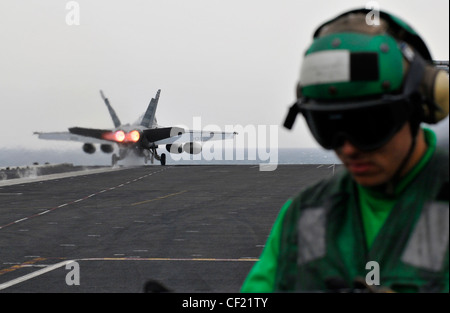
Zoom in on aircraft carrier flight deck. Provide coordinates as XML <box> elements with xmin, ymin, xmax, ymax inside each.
<box><xmin>0</xmin><ymin>164</ymin><xmax>340</xmax><ymax>293</ymax></box>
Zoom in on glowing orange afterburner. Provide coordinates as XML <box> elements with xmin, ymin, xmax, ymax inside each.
<box><xmin>114</xmin><ymin>130</ymin><xmax>126</xmax><ymax>142</ymax></box>
<box><xmin>127</xmin><ymin>130</ymin><xmax>141</xmax><ymax>142</ymax></box>
<box><xmin>102</xmin><ymin>130</ymin><xmax>125</xmax><ymax>142</ymax></box>
<box><xmin>102</xmin><ymin>130</ymin><xmax>141</xmax><ymax>143</ymax></box>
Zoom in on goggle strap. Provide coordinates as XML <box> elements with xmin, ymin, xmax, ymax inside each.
<box><xmin>283</xmin><ymin>100</ymin><xmax>302</xmax><ymax>130</ymax></box>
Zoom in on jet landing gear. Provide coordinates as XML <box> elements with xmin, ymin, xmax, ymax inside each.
<box><xmin>160</xmin><ymin>153</ymin><xmax>166</xmax><ymax>166</ymax></box>
<box><xmin>144</xmin><ymin>148</ymin><xmax>166</xmax><ymax>166</ymax></box>
<box><xmin>112</xmin><ymin>149</ymin><xmax>128</xmax><ymax>166</ymax></box>
<box><xmin>112</xmin><ymin>154</ymin><xmax>118</xmax><ymax>166</ymax></box>
<box><xmin>111</xmin><ymin>148</ymin><xmax>166</xmax><ymax>166</ymax></box>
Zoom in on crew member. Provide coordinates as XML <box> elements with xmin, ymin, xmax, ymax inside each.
<box><xmin>241</xmin><ymin>8</ymin><xmax>449</xmax><ymax>292</ymax></box>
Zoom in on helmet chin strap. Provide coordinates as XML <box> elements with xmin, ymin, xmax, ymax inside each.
<box><xmin>384</xmin><ymin>124</ymin><xmax>419</xmax><ymax>195</ymax></box>
<box><xmin>373</xmin><ymin>43</ymin><xmax>427</xmax><ymax>195</ymax></box>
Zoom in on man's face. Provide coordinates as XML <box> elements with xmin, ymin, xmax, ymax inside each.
<box><xmin>334</xmin><ymin>123</ymin><xmax>413</xmax><ymax>187</ymax></box>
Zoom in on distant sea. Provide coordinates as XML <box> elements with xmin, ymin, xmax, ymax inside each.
<box><xmin>0</xmin><ymin>147</ymin><xmax>341</xmax><ymax>168</ymax></box>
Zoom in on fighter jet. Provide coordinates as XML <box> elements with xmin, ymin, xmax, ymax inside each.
<box><xmin>34</xmin><ymin>89</ymin><xmax>236</xmax><ymax>166</ymax></box>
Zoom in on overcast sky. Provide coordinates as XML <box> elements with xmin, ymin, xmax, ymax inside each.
<box><xmin>0</xmin><ymin>0</ymin><xmax>448</xmax><ymax>152</ymax></box>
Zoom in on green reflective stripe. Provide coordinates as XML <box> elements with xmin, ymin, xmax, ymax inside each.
<box><xmin>402</xmin><ymin>201</ymin><xmax>449</xmax><ymax>271</ymax></box>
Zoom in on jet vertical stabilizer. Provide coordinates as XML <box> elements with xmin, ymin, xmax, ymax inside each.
<box><xmin>140</xmin><ymin>89</ymin><xmax>161</xmax><ymax>128</ymax></box>
<box><xmin>100</xmin><ymin>90</ymin><xmax>122</xmax><ymax>128</ymax></box>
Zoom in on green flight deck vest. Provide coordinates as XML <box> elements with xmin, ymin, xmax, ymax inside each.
<box><xmin>274</xmin><ymin>148</ymin><xmax>449</xmax><ymax>292</ymax></box>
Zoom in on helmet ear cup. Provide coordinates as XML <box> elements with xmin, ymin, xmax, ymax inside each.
<box><xmin>420</xmin><ymin>65</ymin><xmax>449</xmax><ymax>124</ymax></box>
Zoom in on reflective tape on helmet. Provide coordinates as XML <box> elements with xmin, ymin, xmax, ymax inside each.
<box><xmin>300</xmin><ymin>50</ymin><xmax>351</xmax><ymax>86</ymax></box>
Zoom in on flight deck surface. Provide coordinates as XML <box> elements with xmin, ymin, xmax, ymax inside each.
<box><xmin>0</xmin><ymin>164</ymin><xmax>340</xmax><ymax>293</ymax></box>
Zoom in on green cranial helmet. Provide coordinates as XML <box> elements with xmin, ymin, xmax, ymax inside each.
<box><xmin>284</xmin><ymin>8</ymin><xmax>449</xmax><ymax>151</ymax></box>
<box><xmin>298</xmin><ymin>8</ymin><xmax>432</xmax><ymax>102</ymax></box>
<box><xmin>300</xmin><ymin>32</ymin><xmax>404</xmax><ymax>100</ymax></box>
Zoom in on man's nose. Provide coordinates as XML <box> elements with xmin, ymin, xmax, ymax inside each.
<box><xmin>336</xmin><ymin>140</ymin><xmax>361</xmax><ymax>156</ymax></box>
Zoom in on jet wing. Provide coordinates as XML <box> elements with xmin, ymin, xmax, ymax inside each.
<box><xmin>36</xmin><ymin>126</ymin><xmax>237</xmax><ymax>146</ymax></box>
<box><xmin>142</xmin><ymin>127</ymin><xmax>185</xmax><ymax>143</ymax></box>
<box><xmin>34</xmin><ymin>131</ymin><xmax>112</xmax><ymax>145</ymax></box>
<box><xmin>68</xmin><ymin>127</ymin><xmax>112</xmax><ymax>140</ymax></box>
<box><xmin>154</xmin><ymin>130</ymin><xmax>237</xmax><ymax>145</ymax></box>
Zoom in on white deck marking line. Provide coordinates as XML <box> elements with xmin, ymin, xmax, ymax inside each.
<box><xmin>0</xmin><ymin>255</ymin><xmax>257</xmax><ymax>290</ymax></box>
<box><xmin>0</xmin><ymin>260</ymin><xmax>75</xmax><ymax>291</ymax></box>
<box><xmin>0</xmin><ymin>167</ymin><xmax>170</xmax><ymax>230</ymax></box>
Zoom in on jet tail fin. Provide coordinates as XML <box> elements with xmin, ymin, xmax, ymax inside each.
<box><xmin>100</xmin><ymin>90</ymin><xmax>122</xmax><ymax>128</ymax></box>
<box><xmin>140</xmin><ymin>89</ymin><xmax>161</xmax><ymax>127</ymax></box>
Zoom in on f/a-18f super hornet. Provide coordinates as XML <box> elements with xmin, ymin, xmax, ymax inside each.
<box><xmin>35</xmin><ymin>89</ymin><xmax>236</xmax><ymax>166</ymax></box>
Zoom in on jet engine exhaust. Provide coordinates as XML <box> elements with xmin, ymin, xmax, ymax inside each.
<box><xmin>126</xmin><ymin>130</ymin><xmax>141</xmax><ymax>143</ymax></box>
<box><xmin>102</xmin><ymin>130</ymin><xmax>141</xmax><ymax>143</ymax></box>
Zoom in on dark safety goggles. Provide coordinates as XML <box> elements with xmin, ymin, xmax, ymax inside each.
<box><xmin>299</xmin><ymin>97</ymin><xmax>411</xmax><ymax>151</ymax></box>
